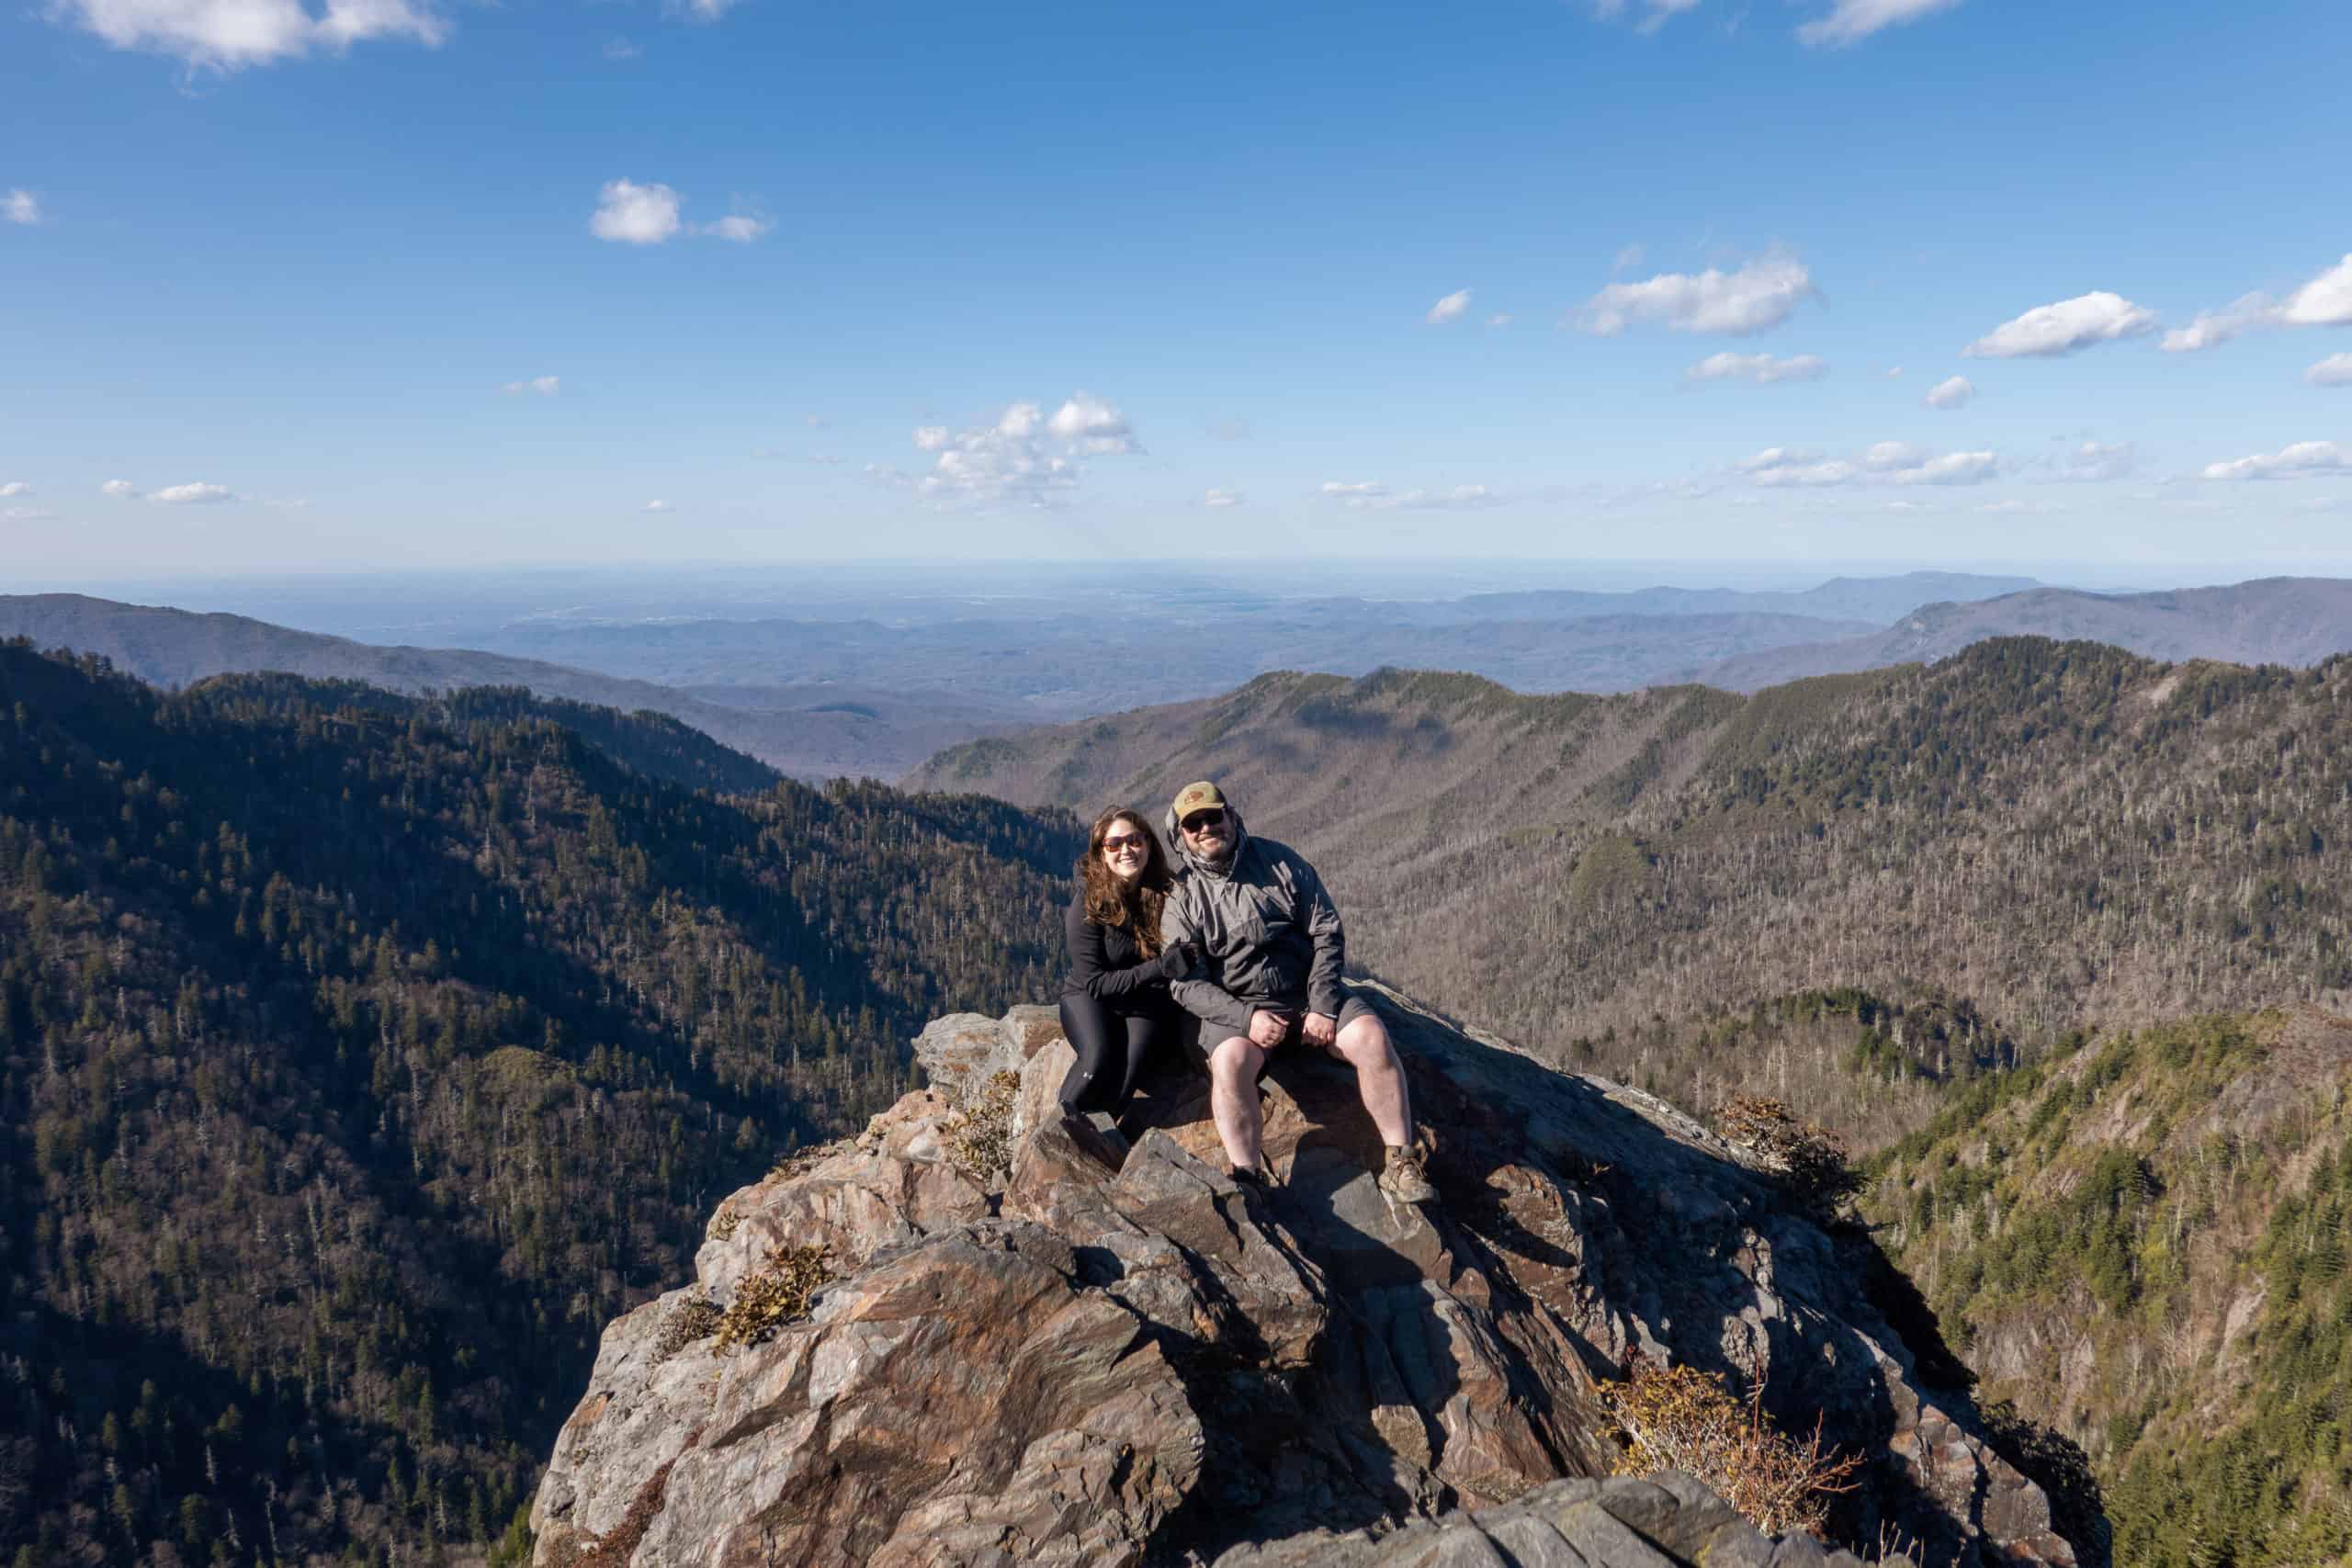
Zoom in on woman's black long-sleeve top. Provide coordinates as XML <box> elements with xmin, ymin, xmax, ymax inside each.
<box><xmin>1061</xmin><ymin>894</ymin><xmax>1189</xmax><ymax>1001</ymax></box>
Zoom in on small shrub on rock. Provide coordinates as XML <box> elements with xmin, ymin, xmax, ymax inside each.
<box><xmin>654</xmin><ymin>1298</ymin><xmax>723</xmax><ymax>1360</ymax></box>
<box><xmin>713</xmin><ymin>1245</ymin><xmax>834</xmax><ymax>1355</ymax></box>
<box><xmin>1713</xmin><ymin>1094</ymin><xmax>1861</xmax><ymax>1215</ymax></box>
<box><xmin>944</xmin><ymin>1069</ymin><xmax>1020</xmax><ymax>1181</ymax></box>
<box><xmin>708</xmin><ymin>1203</ymin><xmax>741</xmax><ymax>1242</ymax></box>
<box><xmin>1600</xmin><ymin>1359</ymin><xmax>1861</xmax><ymax>1539</ymax></box>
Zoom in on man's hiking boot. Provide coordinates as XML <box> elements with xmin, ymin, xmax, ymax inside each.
<box><xmin>1378</xmin><ymin>1144</ymin><xmax>1438</xmax><ymax>1205</ymax></box>
<box><xmin>1227</xmin><ymin>1160</ymin><xmax>1272</xmax><ymax>1194</ymax></box>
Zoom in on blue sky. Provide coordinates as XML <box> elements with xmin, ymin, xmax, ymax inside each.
<box><xmin>5</xmin><ymin>0</ymin><xmax>2350</xmax><ymax>580</ymax></box>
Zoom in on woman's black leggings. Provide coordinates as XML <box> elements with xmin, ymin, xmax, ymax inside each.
<box><xmin>1057</xmin><ymin>993</ymin><xmax>1176</xmax><ymax>1119</ymax></box>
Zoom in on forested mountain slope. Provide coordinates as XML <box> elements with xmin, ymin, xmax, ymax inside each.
<box><xmin>0</xmin><ymin>644</ymin><xmax>1080</xmax><ymax>1564</ymax></box>
<box><xmin>1865</xmin><ymin>1008</ymin><xmax>2352</xmax><ymax>1568</ymax></box>
<box><xmin>913</xmin><ymin>639</ymin><xmax>2352</xmax><ymax>1123</ymax></box>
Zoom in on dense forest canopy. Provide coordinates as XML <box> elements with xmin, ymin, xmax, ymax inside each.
<box><xmin>0</xmin><ymin>641</ymin><xmax>1081</xmax><ymax>1565</ymax></box>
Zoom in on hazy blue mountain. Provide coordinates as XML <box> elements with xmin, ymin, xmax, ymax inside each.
<box><xmin>0</xmin><ymin>593</ymin><xmax>1033</xmax><ymax>779</ymax></box>
<box><xmin>1695</xmin><ymin>577</ymin><xmax>2352</xmax><ymax>690</ymax></box>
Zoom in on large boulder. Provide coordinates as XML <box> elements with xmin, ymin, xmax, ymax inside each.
<box><xmin>532</xmin><ymin>982</ymin><xmax>2086</xmax><ymax>1567</ymax></box>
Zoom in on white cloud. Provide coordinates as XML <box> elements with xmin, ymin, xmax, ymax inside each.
<box><xmin>1884</xmin><ymin>366</ymin><xmax>1904</xmax><ymax>378</ymax></box>
<box><xmin>1045</xmin><ymin>392</ymin><xmax>1138</xmax><ymax>456</ymax></box>
<box><xmin>2164</xmin><ymin>257</ymin><xmax>2352</xmax><ymax>354</ymax></box>
<box><xmin>1685</xmin><ymin>351</ymin><xmax>1827</xmax><ymax>385</ymax></box>
<box><xmin>1741</xmin><ymin>442</ymin><xmax>1996</xmax><ymax>487</ymax></box>
<box><xmin>2308</xmin><ymin>353</ymin><xmax>2352</xmax><ymax>388</ymax></box>
<box><xmin>4</xmin><ymin>190</ymin><xmax>39</xmax><ymax>226</ymax></box>
<box><xmin>1486</xmin><ymin>313</ymin><xmax>1512</xmax><ymax>328</ymax></box>
<box><xmin>896</xmin><ymin>392</ymin><xmax>1142</xmax><ymax>506</ymax></box>
<box><xmin>1964</xmin><ymin>292</ymin><xmax>2157</xmax><ymax>358</ymax></box>
<box><xmin>2199</xmin><ymin>441</ymin><xmax>2348</xmax><ymax>481</ymax></box>
<box><xmin>1426</xmin><ymin>289</ymin><xmax>1472</xmax><ymax>326</ymax></box>
<box><xmin>644</xmin><ymin>499</ymin><xmax>674</xmax><ymax>513</ymax></box>
<box><xmin>2056</xmin><ymin>441</ymin><xmax>2136</xmax><ymax>482</ymax></box>
<box><xmin>677</xmin><ymin>0</ymin><xmax>742</xmax><ymax>19</ymax></box>
<box><xmin>697</xmin><ymin>208</ymin><xmax>773</xmax><ymax>243</ymax></box>
<box><xmin>1797</xmin><ymin>0</ymin><xmax>1962</xmax><ymax>47</ymax></box>
<box><xmin>2161</xmin><ymin>296</ymin><xmax>2265</xmax><ymax>354</ymax></box>
<box><xmin>101</xmin><ymin>479</ymin><xmax>141</xmax><ymax>499</ymax></box>
<box><xmin>502</xmin><ymin>375</ymin><xmax>560</xmax><ymax>395</ymax></box>
<box><xmin>2</xmin><ymin>507</ymin><xmax>56</xmax><ymax>522</ymax></box>
<box><xmin>1923</xmin><ymin>375</ymin><xmax>1974</xmax><ymax>409</ymax></box>
<box><xmin>0</xmin><ymin>481</ymin><xmax>30</xmax><ymax>497</ymax></box>
<box><xmin>51</xmin><ymin>0</ymin><xmax>443</xmax><ymax>69</ymax></box>
<box><xmin>152</xmin><ymin>481</ymin><xmax>236</xmax><ymax>504</ymax></box>
<box><xmin>1204</xmin><ymin>489</ymin><xmax>1242</xmax><ymax>508</ymax></box>
<box><xmin>2279</xmin><ymin>254</ymin><xmax>2352</xmax><ymax>328</ymax></box>
<box><xmin>591</xmin><ymin>179</ymin><xmax>682</xmax><ymax>245</ymax></box>
<box><xmin>1579</xmin><ymin>253</ymin><xmax>1817</xmax><ymax>336</ymax></box>
<box><xmin>1321</xmin><ymin>481</ymin><xmax>1504</xmax><ymax>512</ymax></box>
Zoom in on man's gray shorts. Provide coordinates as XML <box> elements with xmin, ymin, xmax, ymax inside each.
<box><xmin>1182</xmin><ymin>993</ymin><xmax>1381</xmax><ymax>1075</ymax></box>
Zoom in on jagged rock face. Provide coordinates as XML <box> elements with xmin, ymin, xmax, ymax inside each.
<box><xmin>532</xmin><ymin>984</ymin><xmax>2080</xmax><ymax>1567</ymax></box>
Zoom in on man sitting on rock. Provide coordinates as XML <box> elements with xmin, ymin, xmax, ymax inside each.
<box><xmin>1159</xmin><ymin>780</ymin><xmax>1438</xmax><ymax>1205</ymax></box>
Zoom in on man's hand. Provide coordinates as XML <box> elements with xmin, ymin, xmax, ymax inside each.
<box><xmin>1248</xmin><ymin>1010</ymin><xmax>1289</xmax><ymax>1047</ymax></box>
<box><xmin>1301</xmin><ymin>1011</ymin><xmax>1338</xmax><ymax>1048</ymax></box>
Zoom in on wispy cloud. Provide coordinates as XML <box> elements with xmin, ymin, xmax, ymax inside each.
<box><xmin>1320</xmin><ymin>480</ymin><xmax>1505</xmax><ymax>511</ymax></box>
<box><xmin>1204</xmin><ymin>488</ymin><xmax>1242</xmax><ymax>508</ymax></box>
<box><xmin>643</xmin><ymin>499</ymin><xmax>674</xmax><ymax>513</ymax></box>
<box><xmin>1684</xmin><ymin>351</ymin><xmax>1827</xmax><ymax>386</ymax></box>
<box><xmin>1923</xmin><ymin>375</ymin><xmax>1974</xmax><ymax>409</ymax></box>
<box><xmin>602</xmin><ymin>35</ymin><xmax>639</xmax><ymax>60</ymax></box>
<box><xmin>1740</xmin><ymin>441</ymin><xmax>1997</xmax><ymax>487</ymax></box>
<box><xmin>1798</xmin><ymin>0</ymin><xmax>1961</xmax><ymax>47</ymax></box>
<box><xmin>0</xmin><ymin>482</ymin><xmax>31</xmax><ymax>498</ymax></box>
<box><xmin>2307</xmin><ymin>353</ymin><xmax>2352</xmax><ymax>388</ymax></box>
<box><xmin>1963</xmin><ymin>291</ymin><xmax>2157</xmax><ymax>357</ymax></box>
<box><xmin>502</xmin><ymin>376</ymin><xmax>560</xmax><ymax>396</ymax></box>
<box><xmin>2199</xmin><ymin>441</ymin><xmax>2347</xmax><ymax>481</ymax></box>
<box><xmin>4</xmin><ymin>190</ymin><xmax>39</xmax><ymax>226</ymax></box>
<box><xmin>100</xmin><ymin>479</ymin><xmax>141</xmax><ymax>499</ymax></box>
<box><xmin>152</xmin><ymin>481</ymin><xmax>237</xmax><ymax>504</ymax></box>
<box><xmin>1578</xmin><ymin>253</ymin><xmax>1817</xmax><ymax>336</ymax></box>
<box><xmin>51</xmin><ymin>0</ymin><xmax>444</xmax><ymax>69</ymax></box>
<box><xmin>2055</xmin><ymin>441</ymin><xmax>2135</xmax><ymax>482</ymax></box>
<box><xmin>1426</xmin><ymin>289</ymin><xmax>1472</xmax><ymax>326</ymax></box>
<box><xmin>696</xmin><ymin>204</ymin><xmax>774</xmax><ymax>243</ymax></box>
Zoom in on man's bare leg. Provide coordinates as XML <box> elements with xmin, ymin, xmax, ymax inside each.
<box><xmin>1332</xmin><ymin>1013</ymin><xmax>1413</xmax><ymax>1148</ymax></box>
<box><xmin>1208</xmin><ymin>1035</ymin><xmax>1268</xmax><ymax>1172</ymax></box>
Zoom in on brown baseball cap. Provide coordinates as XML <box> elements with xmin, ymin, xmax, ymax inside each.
<box><xmin>1170</xmin><ymin>780</ymin><xmax>1227</xmax><ymax>820</ymax></box>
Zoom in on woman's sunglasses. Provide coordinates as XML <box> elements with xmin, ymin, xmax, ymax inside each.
<box><xmin>1102</xmin><ymin>831</ymin><xmax>1150</xmax><ymax>853</ymax></box>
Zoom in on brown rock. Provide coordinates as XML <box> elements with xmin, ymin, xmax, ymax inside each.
<box><xmin>534</xmin><ymin>982</ymin><xmax>2089</xmax><ymax>1568</ymax></box>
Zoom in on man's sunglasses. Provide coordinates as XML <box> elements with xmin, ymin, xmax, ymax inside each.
<box><xmin>1180</xmin><ymin>809</ymin><xmax>1227</xmax><ymax>833</ymax></box>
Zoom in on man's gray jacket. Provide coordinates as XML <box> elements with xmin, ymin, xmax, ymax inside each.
<box><xmin>1158</xmin><ymin>799</ymin><xmax>1346</xmax><ymax>1038</ymax></box>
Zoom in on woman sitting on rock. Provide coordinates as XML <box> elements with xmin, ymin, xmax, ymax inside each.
<box><xmin>1060</xmin><ymin>805</ymin><xmax>1197</xmax><ymax>1137</ymax></box>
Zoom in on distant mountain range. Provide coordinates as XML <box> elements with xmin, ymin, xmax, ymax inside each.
<box><xmin>0</xmin><ymin>593</ymin><xmax>1032</xmax><ymax>779</ymax></box>
<box><xmin>1695</xmin><ymin>577</ymin><xmax>2352</xmax><ymax>690</ymax></box>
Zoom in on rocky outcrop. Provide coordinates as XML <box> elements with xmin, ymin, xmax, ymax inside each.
<box><xmin>532</xmin><ymin>983</ymin><xmax>2085</xmax><ymax>1567</ymax></box>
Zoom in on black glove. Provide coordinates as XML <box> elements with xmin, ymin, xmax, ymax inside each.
<box><xmin>1157</xmin><ymin>940</ymin><xmax>1200</xmax><ymax>978</ymax></box>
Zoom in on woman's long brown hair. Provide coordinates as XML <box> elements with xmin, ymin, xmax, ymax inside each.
<box><xmin>1078</xmin><ymin>806</ymin><xmax>1172</xmax><ymax>955</ymax></box>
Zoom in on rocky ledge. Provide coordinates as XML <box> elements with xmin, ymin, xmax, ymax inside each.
<box><xmin>529</xmin><ymin>983</ymin><xmax>2086</xmax><ymax>1567</ymax></box>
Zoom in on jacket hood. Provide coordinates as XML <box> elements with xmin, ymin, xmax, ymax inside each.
<box><xmin>1164</xmin><ymin>795</ymin><xmax>1250</xmax><ymax>877</ymax></box>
